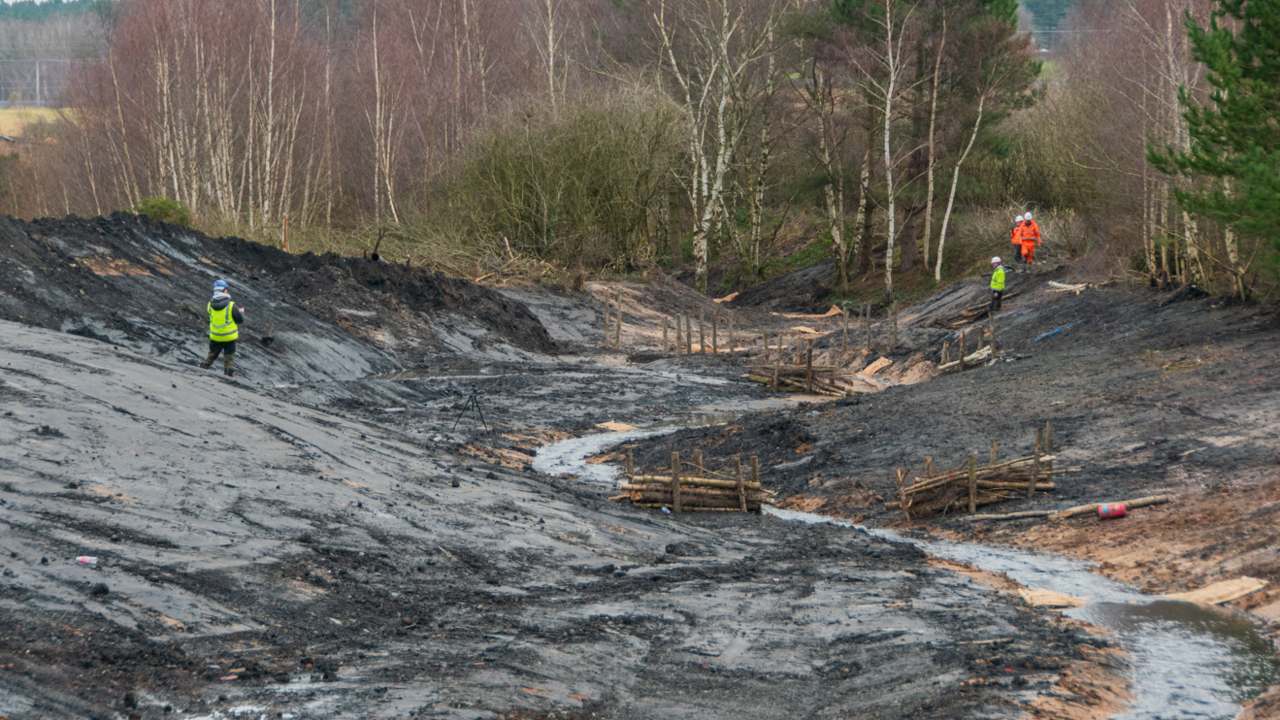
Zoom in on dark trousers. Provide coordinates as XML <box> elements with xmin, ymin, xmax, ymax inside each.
<box><xmin>202</xmin><ymin>339</ymin><xmax>236</xmax><ymax>370</ymax></box>
<box><xmin>990</xmin><ymin>290</ymin><xmax>1003</xmax><ymax>312</ymax></box>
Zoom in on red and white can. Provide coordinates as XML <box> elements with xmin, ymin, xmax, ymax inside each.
<box><xmin>1098</xmin><ymin>503</ymin><xmax>1127</xmax><ymax>520</ymax></box>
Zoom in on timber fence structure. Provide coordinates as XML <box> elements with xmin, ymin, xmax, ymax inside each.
<box><xmin>611</xmin><ymin>448</ymin><xmax>776</xmax><ymax>513</ymax></box>
<box><xmin>884</xmin><ymin>422</ymin><xmax>1080</xmax><ymax>519</ymax></box>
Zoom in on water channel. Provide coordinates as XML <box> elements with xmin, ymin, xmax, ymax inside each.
<box><xmin>535</xmin><ymin>426</ymin><xmax>1279</xmax><ymax>720</ymax></box>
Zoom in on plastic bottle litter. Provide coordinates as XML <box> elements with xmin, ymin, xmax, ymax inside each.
<box><xmin>75</xmin><ymin>556</ymin><xmax>99</xmax><ymax>566</ymax></box>
<box><xmin>661</xmin><ymin>507</ymin><xmax>671</xmax><ymax>515</ymax></box>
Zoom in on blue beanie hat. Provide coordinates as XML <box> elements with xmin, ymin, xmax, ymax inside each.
<box><xmin>212</xmin><ymin>279</ymin><xmax>228</xmax><ymax>292</ymax></box>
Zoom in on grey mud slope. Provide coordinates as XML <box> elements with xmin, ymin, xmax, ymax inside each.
<box><xmin>0</xmin><ymin>324</ymin><xmax>1102</xmax><ymax>719</ymax></box>
<box><xmin>0</xmin><ymin>214</ymin><xmax>1127</xmax><ymax>719</ymax></box>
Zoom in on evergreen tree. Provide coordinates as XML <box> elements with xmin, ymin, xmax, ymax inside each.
<box><xmin>1149</xmin><ymin>0</ymin><xmax>1280</xmax><ymax>279</ymax></box>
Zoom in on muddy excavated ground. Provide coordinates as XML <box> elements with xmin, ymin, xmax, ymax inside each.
<box><xmin>0</xmin><ymin>213</ymin><xmax>1273</xmax><ymax>719</ymax></box>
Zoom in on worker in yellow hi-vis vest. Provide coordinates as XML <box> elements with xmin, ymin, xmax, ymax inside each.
<box><xmin>200</xmin><ymin>279</ymin><xmax>245</xmax><ymax>377</ymax></box>
<box><xmin>989</xmin><ymin>256</ymin><xmax>1006</xmax><ymax>313</ymax></box>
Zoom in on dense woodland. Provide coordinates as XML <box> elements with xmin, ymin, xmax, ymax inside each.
<box><xmin>1</xmin><ymin>0</ymin><xmax>1277</xmax><ymax>303</ymax></box>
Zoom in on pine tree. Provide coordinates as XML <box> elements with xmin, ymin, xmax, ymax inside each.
<box><xmin>1148</xmin><ymin>0</ymin><xmax>1280</xmax><ymax>280</ymax></box>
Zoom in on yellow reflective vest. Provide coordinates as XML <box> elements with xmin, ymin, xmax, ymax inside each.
<box><xmin>990</xmin><ymin>265</ymin><xmax>1006</xmax><ymax>292</ymax></box>
<box><xmin>208</xmin><ymin>302</ymin><xmax>239</xmax><ymax>342</ymax></box>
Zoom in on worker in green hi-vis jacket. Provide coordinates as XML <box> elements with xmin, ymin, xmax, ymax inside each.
<box><xmin>199</xmin><ymin>279</ymin><xmax>246</xmax><ymax>377</ymax></box>
<box><xmin>989</xmin><ymin>257</ymin><xmax>1006</xmax><ymax>313</ymax></box>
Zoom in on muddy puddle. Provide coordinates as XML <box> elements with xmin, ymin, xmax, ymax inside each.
<box><xmin>539</xmin><ymin>429</ymin><xmax>1279</xmax><ymax>720</ymax></box>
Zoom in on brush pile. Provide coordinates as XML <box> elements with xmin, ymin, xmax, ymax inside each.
<box><xmin>744</xmin><ymin>365</ymin><xmax>890</xmax><ymax>396</ymax></box>
<box><xmin>885</xmin><ymin>454</ymin><xmax>1079</xmax><ymax>519</ymax></box>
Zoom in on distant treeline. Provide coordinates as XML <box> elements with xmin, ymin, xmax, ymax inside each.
<box><xmin>0</xmin><ymin>0</ymin><xmax>110</xmax><ymax>23</ymax></box>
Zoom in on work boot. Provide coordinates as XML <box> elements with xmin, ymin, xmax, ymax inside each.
<box><xmin>224</xmin><ymin>368</ymin><xmax>235</xmax><ymax>377</ymax></box>
<box><xmin>199</xmin><ymin>362</ymin><xmax>211</xmax><ymax>369</ymax></box>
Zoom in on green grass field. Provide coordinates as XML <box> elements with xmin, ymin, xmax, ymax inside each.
<box><xmin>0</xmin><ymin>107</ymin><xmax>64</xmax><ymax>137</ymax></box>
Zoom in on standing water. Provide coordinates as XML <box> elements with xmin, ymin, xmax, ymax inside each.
<box><xmin>538</xmin><ymin>430</ymin><xmax>1279</xmax><ymax>720</ymax></box>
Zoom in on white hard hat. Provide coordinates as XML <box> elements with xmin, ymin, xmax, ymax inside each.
<box><xmin>1024</xmin><ymin>212</ymin><xmax>1033</xmax><ymax>220</ymax></box>
<box><xmin>1015</xmin><ymin>215</ymin><xmax>1024</xmax><ymax>222</ymax></box>
<box><xmin>991</xmin><ymin>256</ymin><xmax>1001</xmax><ymax>264</ymax></box>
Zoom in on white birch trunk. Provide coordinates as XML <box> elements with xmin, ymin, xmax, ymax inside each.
<box><xmin>935</xmin><ymin>95</ymin><xmax>985</xmax><ymax>281</ymax></box>
<box><xmin>882</xmin><ymin>0</ymin><xmax>898</xmax><ymax>299</ymax></box>
<box><xmin>923</xmin><ymin>17</ymin><xmax>946</xmax><ymax>270</ymax></box>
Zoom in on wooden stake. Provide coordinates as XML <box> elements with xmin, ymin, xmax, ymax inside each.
<box><xmin>989</xmin><ymin>312</ymin><xmax>998</xmax><ymax>357</ymax></box>
<box><xmin>990</xmin><ymin>440</ymin><xmax>998</xmax><ymax>466</ymax></box>
<box><xmin>735</xmin><ymin>457</ymin><xmax>747</xmax><ymax>512</ymax></box>
<box><xmin>712</xmin><ymin>313</ymin><xmax>718</xmax><ymax>354</ymax></box>
<box><xmin>795</xmin><ymin>338</ymin><xmax>803</xmax><ymax>365</ymax></box>
<box><xmin>842</xmin><ymin>308</ymin><xmax>849</xmax><ymax>352</ymax></box>
<box><xmin>1028</xmin><ymin>428</ymin><xmax>1042</xmax><ymax>498</ymax></box>
<box><xmin>693</xmin><ymin>449</ymin><xmax>703</xmax><ymax>475</ymax></box>
<box><xmin>968</xmin><ymin>454</ymin><xmax>978</xmax><ymax>514</ymax></box>
<box><xmin>626</xmin><ymin>448</ymin><xmax>634</xmax><ymax>479</ymax></box>
<box><xmin>773</xmin><ymin>349</ymin><xmax>781</xmax><ymax>392</ymax></box>
<box><xmin>896</xmin><ymin>468</ymin><xmax>910</xmax><ymax>521</ymax></box>
<box><xmin>863</xmin><ymin>304</ymin><xmax>871</xmax><ymax>351</ymax></box>
<box><xmin>958</xmin><ymin>331</ymin><xmax>967</xmax><ymax>371</ymax></box>
<box><xmin>762</xmin><ymin>332</ymin><xmax>769</xmax><ymax>363</ymax></box>
<box><xmin>672</xmin><ymin>451</ymin><xmax>682</xmax><ymax>513</ymax></box>
<box><xmin>675</xmin><ymin>315</ymin><xmax>682</xmax><ymax>357</ymax></box>
<box><xmin>751</xmin><ymin>456</ymin><xmax>760</xmax><ymax>514</ymax></box>
<box><xmin>1045</xmin><ymin>420</ymin><xmax>1055</xmax><ymax>472</ymax></box>
<box><xmin>662</xmin><ymin>317</ymin><xmax>669</xmax><ymax>358</ymax></box>
<box><xmin>806</xmin><ymin>339</ymin><xmax>814</xmax><ymax>394</ymax></box>
<box><xmin>728</xmin><ymin>311</ymin><xmax>734</xmax><ymax>357</ymax></box>
<box><xmin>685</xmin><ymin>313</ymin><xmax>692</xmax><ymax>355</ymax></box>
<box><xmin>925</xmin><ymin>456</ymin><xmax>933</xmax><ymax>478</ymax></box>
<box><xmin>614</xmin><ymin>294</ymin><xmax>622</xmax><ymax>350</ymax></box>
<box><xmin>602</xmin><ymin>295</ymin><xmax>610</xmax><ymax>348</ymax></box>
<box><xmin>699</xmin><ymin>310</ymin><xmax>706</xmax><ymax>354</ymax></box>
<box><xmin>942</xmin><ymin>341</ymin><xmax>950</xmax><ymax>365</ymax></box>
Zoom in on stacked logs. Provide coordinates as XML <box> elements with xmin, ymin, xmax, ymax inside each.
<box><xmin>886</xmin><ymin>423</ymin><xmax>1076</xmax><ymax>518</ymax></box>
<box><xmin>745</xmin><ymin>365</ymin><xmax>884</xmax><ymax>397</ymax></box>
<box><xmin>615</xmin><ymin>452</ymin><xmax>776</xmax><ymax>513</ymax></box>
<box><xmin>885</xmin><ymin>456</ymin><xmax>1071</xmax><ymax>512</ymax></box>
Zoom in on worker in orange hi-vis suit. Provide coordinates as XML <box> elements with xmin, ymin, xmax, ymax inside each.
<box><xmin>1020</xmin><ymin>212</ymin><xmax>1042</xmax><ymax>264</ymax></box>
<box><xmin>1010</xmin><ymin>214</ymin><xmax>1025</xmax><ymax>263</ymax></box>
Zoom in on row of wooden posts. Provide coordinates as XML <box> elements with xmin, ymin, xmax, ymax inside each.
<box><xmin>600</xmin><ymin>293</ymin><xmax>908</xmax><ymax>358</ymax></box>
<box><xmin>612</xmin><ymin>447</ymin><xmax>776</xmax><ymax>513</ymax></box>
<box><xmin>887</xmin><ymin>421</ymin><xmax>1064</xmax><ymax>520</ymax></box>
<box><xmin>939</xmin><ymin>313</ymin><xmax>999</xmax><ymax>372</ymax></box>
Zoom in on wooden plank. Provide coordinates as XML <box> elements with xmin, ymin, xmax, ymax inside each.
<box><xmin>860</xmin><ymin>357</ymin><xmax>893</xmax><ymax>377</ymax></box>
<box><xmin>1162</xmin><ymin>577</ymin><xmax>1269</xmax><ymax>605</ymax></box>
<box><xmin>1018</xmin><ymin>588</ymin><xmax>1086</xmax><ymax>608</ymax></box>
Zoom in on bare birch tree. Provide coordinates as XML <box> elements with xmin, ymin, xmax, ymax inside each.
<box><xmin>653</xmin><ymin>0</ymin><xmax>787</xmax><ymax>292</ymax></box>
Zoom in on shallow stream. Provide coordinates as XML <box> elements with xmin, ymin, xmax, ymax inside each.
<box><xmin>536</xmin><ymin>428</ymin><xmax>1279</xmax><ymax>720</ymax></box>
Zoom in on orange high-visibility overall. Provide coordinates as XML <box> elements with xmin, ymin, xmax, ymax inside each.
<box><xmin>1020</xmin><ymin>220</ymin><xmax>1041</xmax><ymax>263</ymax></box>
